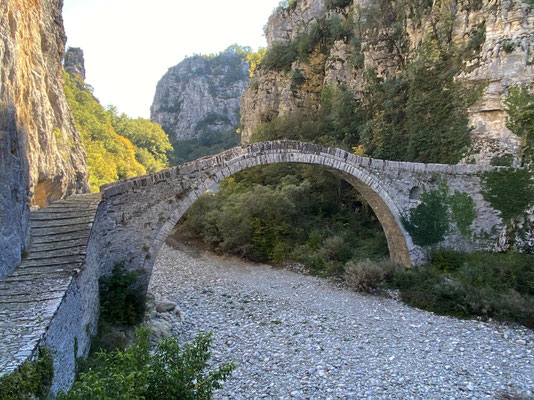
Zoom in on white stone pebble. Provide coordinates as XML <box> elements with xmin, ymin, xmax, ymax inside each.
<box><xmin>149</xmin><ymin>243</ymin><xmax>534</xmax><ymax>399</ymax></box>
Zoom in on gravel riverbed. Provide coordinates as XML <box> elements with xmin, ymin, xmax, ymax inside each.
<box><xmin>148</xmin><ymin>241</ymin><xmax>534</xmax><ymax>399</ymax></box>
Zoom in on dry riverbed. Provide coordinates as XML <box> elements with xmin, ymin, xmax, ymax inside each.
<box><xmin>148</xmin><ymin>241</ymin><xmax>534</xmax><ymax>399</ymax></box>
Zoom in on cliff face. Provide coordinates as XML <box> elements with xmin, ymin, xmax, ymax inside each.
<box><xmin>64</xmin><ymin>47</ymin><xmax>86</xmax><ymax>80</ymax></box>
<box><xmin>0</xmin><ymin>0</ymin><xmax>89</xmax><ymax>280</ymax></box>
<box><xmin>241</xmin><ymin>0</ymin><xmax>534</xmax><ymax>164</ymax></box>
<box><xmin>151</xmin><ymin>49</ymin><xmax>249</xmax><ymax>141</ymax></box>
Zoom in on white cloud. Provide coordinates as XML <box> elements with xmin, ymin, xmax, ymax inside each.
<box><xmin>63</xmin><ymin>0</ymin><xmax>280</xmax><ymax>118</ymax></box>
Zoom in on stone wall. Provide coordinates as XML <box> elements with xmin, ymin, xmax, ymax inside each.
<box><xmin>0</xmin><ymin>0</ymin><xmax>89</xmax><ymax>280</ymax></box>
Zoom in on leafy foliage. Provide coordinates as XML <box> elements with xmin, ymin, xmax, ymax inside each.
<box><xmin>246</xmin><ymin>48</ymin><xmax>267</xmax><ymax>77</ymax></box>
<box><xmin>181</xmin><ymin>164</ymin><xmax>389</xmax><ymax>276</ymax></box>
<box><xmin>344</xmin><ymin>258</ymin><xmax>399</xmax><ymax>292</ymax></box>
<box><xmin>99</xmin><ymin>262</ymin><xmax>145</xmax><ymax>326</ymax></box>
<box><xmin>63</xmin><ymin>72</ymin><xmax>172</xmax><ymax>191</ymax></box>
<box><xmin>252</xmin><ymin>84</ymin><xmax>361</xmax><ymax>150</ymax></box>
<box><xmin>504</xmin><ymin>86</ymin><xmax>534</xmax><ymax>165</ymax></box>
<box><xmin>447</xmin><ymin>190</ymin><xmax>477</xmax><ymax>237</ymax></box>
<box><xmin>58</xmin><ymin>329</ymin><xmax>234</xmax><ymax>400</ymax></box>
<box><xmin>0</xmin><ymin>348</ymin><xmax>53</xmax><ymax>400</ymax></box>
<box><xmin>170</xmin><ymin>129</ymin><xmax>240</xmax><ymax>165</ymax></box>
<box><xmin>326</xmin><ymin>0</ymin><xmax>353</xmax><ymax>10</ymax></box>
<box><xmin>402</xmin><ymin>183</ymin><xmax>476</xmax><ymax>247</ymax></box>
<box><xmin>260</xmin><ymin>17</ymin><xmax>352</xmax><ymax>72</ymax></box>
<box><xmin>391</xmin><ymin>251</ymin><xmax>534</xmax><ymax>328</ymax></box>
<box><xmin>481</xmin><ymin>168</ymin><xmax>534</xmax><ymax>222</ymax></box>
<box><xmin>402</xmin><ymin>185</ymin><xmax>451</xmax><ymax>247</ymax></box>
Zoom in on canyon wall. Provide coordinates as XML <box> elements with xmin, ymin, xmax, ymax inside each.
<box><xmin>242</xmin><ymin>0</ymin><xmax>534</xmax><ymax>165</ymax></box>
<box><xmin>0</xmin><ymin>0</ymin><xmax>88</xmax><ymax>280</ymax></box>
<box><xmin>151</xmin><ymin>48</ymin><xmax>249</xmax><ymax>142</ymax></box>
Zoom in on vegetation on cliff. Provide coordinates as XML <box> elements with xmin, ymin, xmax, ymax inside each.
<box><xmin>256</xmin><ymin>0</ymin><xmax>486</xmax><ymax>164</ymax></box>
<box><xmin>64</xmin><ymin>72</ymin><xmax>172</xmax><ymax>191</ymax></box>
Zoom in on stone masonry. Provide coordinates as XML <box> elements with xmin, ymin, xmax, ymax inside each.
<box><xmin>0</xmin><ymin>194</ymin><xmax>101</xmax><ymax>394</ymax></box>
<box><xmin>0</xmin><ymin>141</ymin><xmax>504</xmax><ymax>393</ymax></box>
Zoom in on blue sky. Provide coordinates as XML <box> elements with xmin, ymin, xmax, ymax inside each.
<box><xmin>63</xmin><ymin>0</ymin><xmax>281</xmax><ymax>118</ymax></box>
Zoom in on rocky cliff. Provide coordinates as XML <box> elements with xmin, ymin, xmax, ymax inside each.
<box><xmin>151</xmin><ymin>47</ymin><xmax>249</xmax><ymax>142</ymax></box>
<box><xmin>64</xmin><ymin>47</ymin><xmax>86</xmax><ymax>80</ymax></box>
<box><xmin>0</xmin><ymin>0</ymin><xmax>88</xmax><ymax>280</ymax></box>
<box><xmin>241</xmin><ymin>0</ymin><xmax>534</xmax><ymax>164</ymax></box>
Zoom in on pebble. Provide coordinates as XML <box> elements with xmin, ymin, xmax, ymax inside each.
<box><xmin>149</xmin><ymin>243</ymin><xmax>534</xmax><ymax>399</ymax></box>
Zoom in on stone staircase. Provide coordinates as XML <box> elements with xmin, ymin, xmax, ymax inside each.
<box><xmin>0</xmin><ymin>194</ymin><xmax>101</xmax><ymax>374</ymax></box>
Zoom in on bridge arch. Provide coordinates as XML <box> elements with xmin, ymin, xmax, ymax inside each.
<box><xmin>136</xmin><ymin>141</ymin><xmax>416</xmax><ymax>279</ymax></box>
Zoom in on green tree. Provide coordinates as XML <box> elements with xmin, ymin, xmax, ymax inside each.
<box><xmin>64</xmin><ymin>73</ymin><xmax>173</xmax><ymax>190</ymax></box>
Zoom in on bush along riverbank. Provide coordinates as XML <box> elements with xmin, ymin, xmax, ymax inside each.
<box><xmin>344</xmin><ymin>250</ymin><xmax>534</xmax><ymax>329</ymax></box>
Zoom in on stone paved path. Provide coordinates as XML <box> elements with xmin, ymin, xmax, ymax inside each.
<box><xmin>150</xmin><ymin>241</ymin><xmax>534</xmax><ymax>400</ymax></box>
<box><xmin>0</xmin><ymin>194</ymin><xmax>100</xmax><ymax>374</ymax></box>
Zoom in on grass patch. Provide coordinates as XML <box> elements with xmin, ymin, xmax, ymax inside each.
<box><xmin>390</xmin><ymin>251</ymin><xmax>534</xmax><ymax>328</ymax></box>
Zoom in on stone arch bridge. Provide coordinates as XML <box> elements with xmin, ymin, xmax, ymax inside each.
<box><xmin>0</xmin><ymin>140</ymin><xmax>502</xmax><ymax>392</ymax></box>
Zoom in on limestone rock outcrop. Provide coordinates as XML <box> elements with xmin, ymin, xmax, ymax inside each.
<box><xmin>0</xmin><ymin>0</ymin><xmax>89</xmax><ymax>280</ymax></box>
<box><xmin>241</xmin><ymin>0</ymin><xmax>534</xmax><ymax>165</ymax></box>
<box><xmin>64</xmin><ymin>47</ymin><xmax>86</xmax><ymax>80</ymax></box>
<box><xmin>151</xmin><ymin>49</ymin><xmax>249</xmax><ymax>141</ymax></box>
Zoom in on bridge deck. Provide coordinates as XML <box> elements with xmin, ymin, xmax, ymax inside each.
<box><xmin>0</xmin><ymin>194</ymin><xmax>101</xmax><ymax>375</ymax></box>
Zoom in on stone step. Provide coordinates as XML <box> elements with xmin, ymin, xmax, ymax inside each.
<box><xmin>8</xmin><ymin>265</ymin><xmax>79</xmax><ymax>279</ymax></box>
<box><xmin>19</xmin><ymin>255</ymin><xmax>85</xmax><ymax>268</ymax></box>
<box><xmin>0</xmin><ymin>273</ymin><xmax>72</xmax><ymax>296</ymax></box>
<box><xmin>28</xmin><ymin>238</ymin><xmax>90</xmax><ymax>252</ymax></box>
<box><xmin>34</xmin><ymin>206</ymin><xmax>99</xmax><ymax>214</ymax></box>
<box><xmin>31</xmin><ymin>211</ymin><xmax>97</xmax><ymax>221</ymax></box>
<box><xmin>30</xmin><ymin>231</ymin><xmax>91</xmax><ymax>245</ymax></box>
<box><xmin>25</xmin><ymin>246</ymin><xmax>86</xmax><ymax>260</ymax></box>
<box><xmin>30</xmin><ymin>215</ymin><xmax>95</xmax><ymax>228</ymax></box>
<box><xmin>31</xmin><ymin>224</ymin><xmax>93</xmax><ymax>237</ymax></box>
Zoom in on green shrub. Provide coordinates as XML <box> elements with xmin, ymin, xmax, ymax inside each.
<box><xmin>504</xmin><ymin>86</ymin><xmax>534</xmax><ymax>164</ymax></box>
<box><xmin>99</xmin><ymin>262</ymin><xmax>146</xmax><ymax>326</ymax></box>
<box><xmin>181</xmin><ymin>164</ymin><xmax>389</xmax><ymax>276</ymax></box>
<box><xmin>447</xmin><ymin>190</ymin><xmax>476</xmax><ymax>237</ymax></box>
<box><xmin>344</xmin><ymin>258</ymin><xmax>399</xmax><ymax>292</ymax></box>
<box><xmin>0</xmin><ymin>348</ymin><xmax>53</xmax><ymax>400</ymax></box>
<box><xmin>430</xmin><ymin>248</ymin><xmax>464</xmax><ymax>272</ymax></box>
<box><xmin>391</xmin><ymin>252</ymin><xmax>534</xmax><ymax>328</ymax></box>
<box><xmin>326</xmin><ymin>0</ymin><xmax>352</xmax><ymax>9</ymax></box>
<box><xmin>490</xmin><ymin>154</ymin><xmax>515</xmax><ymax>167</ymax></box>
<box><xmin>402</xmin><ymin>186</ymin><xmax>450</xmax><ymax>247</ymax></box>
<box><xmin>58</xmin><ymin>329</ymin><xmax>234</xmax><ymax>400</ymax></box>
<box><xmin>481</xmin><ymin>168</ymin><xmax>534</xmax><ymax>222</ymax></box>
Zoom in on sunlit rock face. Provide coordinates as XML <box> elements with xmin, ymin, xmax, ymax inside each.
<box><xmin>150</xmin><ymin>49</ymin><xmax>249</xmax><ymax>141</ymax></box>
<box><xmin>0</xmin><ymin>0</ymin><xmax>89</xmax><ymax>280</ymax></box>
<box><xmin>241</xmin><ymin>0</ymin><xmax>534</xmax><ymax>164</ymax></box>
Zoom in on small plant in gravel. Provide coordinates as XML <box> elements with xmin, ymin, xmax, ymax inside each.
<box><xmin>344</xmin><ymin>258</ymin><xmax>399</xmax><ymax>292</ymax></box>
